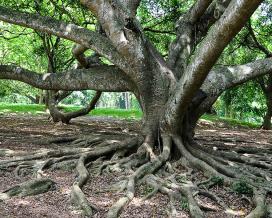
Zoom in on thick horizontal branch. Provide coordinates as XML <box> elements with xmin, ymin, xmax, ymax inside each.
<box><xmin>0</xmin><ymin>65</ymin><xmax>133</xmax><ymax>92</ymax></box>
<box><xmin>202</xmin><ymin>57</ymin><xmax>272</xmax><ymax>96</ymax></box>
<box><xmin>0</xmin><ymin>6</ymin><xmax>127</xmax><ymax>70</ymax></box>
<box><xmin>194</xmin><ymin>58</ymin><xmax>272</xmax><ymax>120</ymax></box>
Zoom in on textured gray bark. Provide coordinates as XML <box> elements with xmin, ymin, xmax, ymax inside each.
<box><xmin>49</xmin><ymin>91</ymin><xmax>102</xmax><ymax>124</ymax></box>
<box><xmin>0</xmin><ymin>65</ymin><xmax>133</xmax><ymax>92</ymax></box>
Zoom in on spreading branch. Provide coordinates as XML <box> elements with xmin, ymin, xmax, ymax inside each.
<box><xmin>49</xmin><ymin>91</ymin><xmax>102</xmax><ymax>124</ymax></box>
<box><xmin>202</xmin><ymin>57</ymin><xmax>272</xmax><ymax>96</ymax></box>
<box><xmin>0</xmin><ymin>65</ymin><xmax>133</xmax><ymax>92</ymax></box>
<box><xmin>0</xmin><ymin>6</ymin><xmax>127</xmax><ymax>70</ymax></box>
<box><xmin>194</xmin><ymin>58</ymin><xmax>272</xmax><ymax>121</ymax></box>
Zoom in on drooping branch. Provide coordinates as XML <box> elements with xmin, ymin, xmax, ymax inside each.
<box><xmin>202</xmin><ymin>58</ymin><xmax>272</xmax><ymax>96</ymax></box>
<box><xmin>190</xmin><ymin>58</ymin><xmax>272</xmax><ymax>130</ymax></box>
<box><xmin>0</xmin><ymin>65</ymin><xmax>133</xmax><ymax>92</ymax></box>
<box><xmin>0</xmin><ymin>6</ymin><xmax>127</xmax><ymax>70</ymax></box>
<box><xmin>163</xmin><ymin>0</ymin><xmax>263</xmax><ymax>132</ymax></box>
<box><xmin>247</xmin><ymin>20</ymin><xmax>272</xmax><ymax>58</ymax></box>
<box><xmin>49</xmin><ymin>91</ymin><xmax>102</xmax><ymax>124</ymax></box>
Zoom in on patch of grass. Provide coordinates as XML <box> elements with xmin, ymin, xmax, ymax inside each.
<box><xmin>201</xmin><ymin>114</ymin><xmax>260</xmax><ymax>129</ymax></box>
<box><xmin>61</xmin><ymin>105</ymin><xmax>142</xmax><ymax>119</ymax></box>
<box><xmin>231</xmin><ymin>180</ymin><xmax>253</xmax><ymax>196</ymax></box>
<box><xmin>141</xmin><ymin>184</ymin><xmax>154</xmax><ymax>195</ymax></box>
<box><xmin>180</xmin><ymin>197</ymin><xmax>189</xmax><ymax>210</ymax></box>
<box><xmin>210</xmin><ymin>176</ymin><xmax>224</xmax><ymax>187</ymax></box>
<box><xmin>0</xmin><ymin>103</ymin><xmax>46</xmax><ymax>114</ymax></box>
<box><xmin>0</xmin><ymin>103</ymin><xmax>142</xmax><ymax>119</ymax></box>
<box><xmin>91</xmin><ymin>108</ymin><xmax>142</xmax><ymax>119</ymax></box>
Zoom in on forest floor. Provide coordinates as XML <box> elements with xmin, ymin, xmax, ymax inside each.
<box><xmin>0</xmin><ymin>114</ymin><xmax>271</xmax><ymax>218</ymax></box>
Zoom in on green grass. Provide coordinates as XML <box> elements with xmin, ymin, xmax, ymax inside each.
<box><xmin>0</xmin><ymin>103</ymin><xmax>45</xmax><ymax>114</ymax></box>
<box><xmin>0</xmin><ymin>103</ymin><xmax>261</xmax><ymax>127</ymax></box>
<box><xmin>0</xmin><ymin>103</ymin><xmax>142</xmax><ymax>119</ymax></box>
<box><xmin>201</xmin><ymin>114</ymin><xmax>260</xmax><ymax>129</ymax></box>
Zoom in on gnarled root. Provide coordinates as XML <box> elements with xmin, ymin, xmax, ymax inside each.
<box><xmin>1</xmin><ymin>131</ymin><xmax>272</xmax><ymax>217</ymax></box>
<box><xmin>0</xmin><ymin>135</ymin><xmax>141</xmax><ymax>216</ymax></box>
<box><xmin>172</xmin><ymin>135</ymin><xmax>272</xmax><ymax>217</ymax></box>
<box><xmin>107</xmin><ymin>135</ymin><xmax>172</xmax><ymax>218</ymax></box>
<box><xmin>0</xmin><ymin>178</ymin><xmax>56</xmax><ymax>201</ymax></box>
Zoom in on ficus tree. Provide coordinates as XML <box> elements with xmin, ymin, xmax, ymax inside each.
<box><xmin>0</xmin><ymin>0</ymin><xmax>272</xmax><ymax>217</ymax></box>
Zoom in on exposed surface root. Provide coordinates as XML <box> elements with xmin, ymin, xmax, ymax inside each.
<box><xmin>0</xmin><ymin>178</ymin><xmax>56</xmax><ymax>201</ymax></box>
<box><xmin>0</xmin><ymin>133</ymin><xmax>142</xmax><ymax>216</ymax></box>
<box><xmin>245</xmin><ymin>189</ymin><xmax>267</xmax><ymax>218</ymax></box>
<box><xmin>172</xmin><ymin>135</ymin><xmax>272</xmax><ymax>217</ymax></box>
<box><xmin>107</xmin><ymin>136</ymin><xmax>172</xmax><ymax>218</ymax></box>
<box><xmin>71</xmin><ymin>155</ymin><xmax>93</xmax><ymax>216</ymax></box>
<box><xmin>1</xmin><ymin>118</ymin><xmax>272</xmax><ymax>217</ymax></box>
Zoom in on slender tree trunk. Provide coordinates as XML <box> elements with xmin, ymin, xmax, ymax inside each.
<box><xmin>262</xmin><ymin>93</ymin><xmax>272</xmax><ymax>130</ymax></box>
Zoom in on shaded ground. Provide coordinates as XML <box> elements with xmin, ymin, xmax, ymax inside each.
<box><xmin>0</xmin><ymin>114</ymin><xmax>271</xmax><ymax>217</ymax></box>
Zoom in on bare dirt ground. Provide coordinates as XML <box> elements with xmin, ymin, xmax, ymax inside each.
<box><xmin>0</xmin><ymin>114</ymin><xmax>271</xmax><ymax>218</ymax></box>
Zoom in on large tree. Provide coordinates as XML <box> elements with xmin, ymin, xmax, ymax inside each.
<box><xmin>0</xmin><ymin>0</ymin><xmax>272</xmax><ymax>217</ymax></box>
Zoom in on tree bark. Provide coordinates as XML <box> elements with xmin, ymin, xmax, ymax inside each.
<box><xmin>49</xmin><ymin>91</ymin><xmax>102</xmax><ymax>124</ymax></box>
<box><xmin>262</xmin><ymin>93</ymin><xmax>272</xmax><ymax>130</ymax></box>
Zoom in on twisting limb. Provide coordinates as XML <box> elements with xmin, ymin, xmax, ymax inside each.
<box><xmin>49</xmin><ymin>91</ymin><xmax>102</xmax><ymax>124</ymax></box>
<box><xmin>72</xmin><ymin>44</ymin><xmax>89</xmax><ymax>68</ymax></box>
